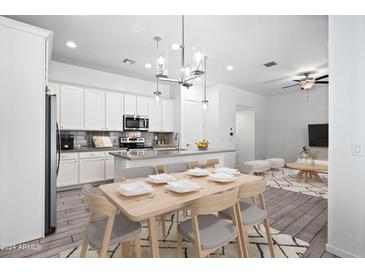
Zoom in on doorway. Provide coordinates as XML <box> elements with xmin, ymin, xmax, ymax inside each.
<box><xmin>235</xmin><ymin>105</ymin><xmax>255</xmax><ymax>170</ymax></box>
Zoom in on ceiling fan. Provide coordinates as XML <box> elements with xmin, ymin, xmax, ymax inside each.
<box><xmin>282</xmin><ymin>73</ymin><xmax>329</xmax><ymax>91</ymax></box>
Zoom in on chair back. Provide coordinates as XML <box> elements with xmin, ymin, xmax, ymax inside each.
<box><xmin>188</xmin><ymin>161</ymin><xmax>200</xmax><ymax>169</ymax></box>
<box><xmin>155</xmin><ymin>165</ymin><xmax>166</xmax><ymax>174</ymax></box>
<box><xmin>164</xmin><ymin>162</ymin><xmax>189</xmax><ymax>173</ymax></box>
<box><xmin>124</xmin><ymin>166</ymin><xmax>156</xmax><ymax>179</ymax></box>
<box><xmin>205</xmin><ymin>159</ymin><xmax>219</xmax><ymax>168</ymax></box>
<box><xmin>82</xmin><ymin>184</ymin><xmax>116</xmax><ymax>218</ymax></box>
<box><xmin>191</xmin><ymin>187</ymin><xmax>239</xmax><ymax>216</ymax></box>
<box><xmin>239</xmin><ymin>180</ymin><xmax>266</xmax><ymax>198</ymax></box>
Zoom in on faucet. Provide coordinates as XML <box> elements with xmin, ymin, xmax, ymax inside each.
<box><xmin>175</xmin><ymin>132</ymin><xmax>180</xmax><ymax>150</ymax></box>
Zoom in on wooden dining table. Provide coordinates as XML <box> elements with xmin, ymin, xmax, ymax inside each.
<box><xmin>98</xmin><ymin>171</ymin><xmax>263</xmax><ymax>258</ymax></box>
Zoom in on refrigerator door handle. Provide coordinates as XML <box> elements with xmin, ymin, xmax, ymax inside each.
<box><xmin>56</xmin><ymin>122</ymin><xmax>61</xmax><ymax>176</ymax></box>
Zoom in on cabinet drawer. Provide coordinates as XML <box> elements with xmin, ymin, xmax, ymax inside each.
<box><xmin>79</xmin><ymin>151</ymin><xmax>105</xmax><ymax>159</ymax></box>
<box><xmin>60</xmin><ymin>153</ymin><xmax>78</xmax><ymax>160</ymax></box>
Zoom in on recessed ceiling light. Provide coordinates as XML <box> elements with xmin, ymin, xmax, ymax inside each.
<box><xmin>145</xmin><ymin>63</ymin><xmax>152</xmax><ymax>69</ymax></box>
<box><xmin>171</xmin><ymin>43</ymin><xmax>180</xmax><ymax>50</ymax></box>
<box><xmin>66</xmin><ymin>41</ymin><xmax>77</xmax><ymax>48</ymax></box>
<box><xmin>226</xmin><ymin>65</ymin><xmax>234</xmax><ymax>71</ymax></box>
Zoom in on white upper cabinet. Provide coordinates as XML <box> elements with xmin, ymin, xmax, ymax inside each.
<box><xmin>105</xmin><ymin>92</ymin><xmax>124</xmax><ymax>131</ymax></box>
<box><xmin>47</xmin><ymin>83</ymin><xmax>61</xmax><ymax>123</ymax></box>
<box><xmin>136</xmin><ymin>96</ymin><xmax>149</xmax><ymax>116</ymax></box>
<box><xmin>148</xmin><ymin>98</ymin><xmax>162</xmax><ymax>132</ymax></box>
<box><xmin>124</xmin><ymin>94</ymin><xmax>137</xmax><ymax>115</ymax></box>
<box><xmin>162</xmin><ymin>99</ymin><xmax>175</xmax><ymax>132</ymax></box>
<box><xmin>84</xmin><ymin>88</ymin><xmax>106</xmax><ymax>130</ymax></box>
<box><xmin>60</xmin><ymin>85</ymin><xmax>84</xmax><ymax>130</ymax></box>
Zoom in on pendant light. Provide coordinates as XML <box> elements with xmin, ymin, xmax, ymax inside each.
<box><xmin>202</xmin><ymin>56</ymin><xmax>208</xmax><ymax>110</ymax></box>
<box><xmin>153</xmin><ymin>36</ymin><xmax>162</xmax><ymax>102</ymax></box>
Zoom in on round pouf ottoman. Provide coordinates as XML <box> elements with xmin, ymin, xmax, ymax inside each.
<box><xmin>266</xmin><ymin>158</ymin><xmax>285</xmax><ymax>169</ymax></box>
<box><xmin>244</xmin><ymin>160</ymin><xmax>271</xmax><ymax>174</ymax></box>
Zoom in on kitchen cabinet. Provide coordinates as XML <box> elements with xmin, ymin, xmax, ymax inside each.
<box><xmin>47</xmin><ymin>83</ymin><xmax>61</xmax><ymax>123</ymax></box>
<box><xmin>162</xmin><ymin>99</ymin><xmax>175</xmax><ymax>132</ymax></box>
<box><xmin>136</xmin><ymin>96</ymin><xmax>149</xmax><ymax>116</ymax></box>
<box><xmin>124</xmin><ymin>94</ymin><xmax>137</xmax><ymax>115</ymax></box>
<box><xmin>57</xmin><ymin>153</ymin><xmax>79</xmax><ymax>187</ymax></box>
<box><xmin>106</xmin><ymin>92</ymin><xmax>124</xmax><ymax>131</ymax></box>
<box><xmin>79</xmin><ymin>152</ymin><xmax>105</xmax><ymax>184</ymax></box>
<box><xmin>105</xmin><ymin>155</ymin><xmax>115</xmax><ymax>180</ymax></box>
<box><xmin>84</xmin><ymin>88</ymin><xmax>105</xmax><ymax>130</ymax></box>
<box><xmin>60</xmin><ymin>85</ymin><xmax>84</xmax><ymax>130</ymax></box>
<box><xmin>148</xmin><ymin>98</ymin><xmax>162</xmax><ymax>132</ymax></box>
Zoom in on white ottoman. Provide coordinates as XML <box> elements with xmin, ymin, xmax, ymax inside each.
<box><xmin>266</xmin><ymin>158</ymin><xmax>285</xmax><ymax>169</ymax></box>
<box><xmin>244</xmin><ymin>160</ymin><xmax>271</xmax><ymax>173</ymax></box>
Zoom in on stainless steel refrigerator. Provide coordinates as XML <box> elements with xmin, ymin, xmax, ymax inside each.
<box><xmin>45</xmin><ymin>93</ymin><xmax>60</xmax><ymax>235</ymax></box>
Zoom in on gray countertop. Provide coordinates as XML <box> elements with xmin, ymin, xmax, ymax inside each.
<box><xmin>61</xmin><ymin>147</ymin><xmax>127</xmax><ymax>153</ymax></box>
<box><xmin>109</xmin><ymin>148</ymin><xmax>236</xmax><ymax>160</ymax></box>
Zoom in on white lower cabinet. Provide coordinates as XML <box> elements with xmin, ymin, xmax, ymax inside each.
<box><xmin>57</xmin><ymin>153</ymin><xmax>79</xmax><ymax>187</ymax></box>
<box><xmin>79</xmin><ymin>153</ymin><xmax>105</xmax><ymax>184</ymax></box>
<box><xmin>105</xmin><ymin>156</ymin><xmax>115</xmax><ymax>180</ymax></box>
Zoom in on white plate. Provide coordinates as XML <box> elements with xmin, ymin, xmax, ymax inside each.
<box><xmin>147</xmin><ymin>173</ymin><xmax>176</xmax><ymax>184</ymax></box>
<box><xmin>214</xmin><ymin>167</ymin><xmax>240</xmax><ymax>175</ymax></box>
<box><xmin>166</xmin><ymin>180</ymin><xmax>202</xmax><ymax>193</ymax></box>
<box><xmin>118</xmin><ymin>182</ymin><xmax>153</xmax><ymax>196</ymax></box>
<box><xmin>186</xmin><ymin>168</ymin><xmax>210</xmax><ymax>177</ymax></box>
<box><xmin>207</xmin><ymin>173</ymin><xmax>236</xmax><ymax>183</ymax></box>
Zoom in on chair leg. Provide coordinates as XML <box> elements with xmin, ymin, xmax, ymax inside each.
<box><xmin>176</xmin><ymin>210</ymin><xmax>180</xmax><ymax>223</ymax></box>
<box><xmin>160</xmin><ymin>214</ymin><xmax>167</xmax><ymax>240</ymax></box>
<box><xmin>176</xmin><ymin>232</ymin><xmax>183</xmax><ymax>257</ymax></box>
<box><xmin>80</xmin><ymin>239</ymin><xmax>88</xmax><ymax>258</ymax></box>
<box><xmin>122</xmin><ymin>240</ymin><xmax>131</xmax><ymax>258</ymax></box>
<box><xmin>263</xmin><ymin>217</ymin><xmax>275</xmax><ymax>258</ymax></box>
<box><xmin>134</xmin><ymin>236</ymin><xmax>141</xmax><ymax>258</ymax></box>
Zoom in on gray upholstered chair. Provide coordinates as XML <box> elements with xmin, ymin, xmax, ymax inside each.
<box><xmin>164</xmin><ymin>162</ymin><xmax>189</xmax><ymax>173</ymax></box>
<box><xmin>219</xmin><ymin>180</ymin><xmax>275</xmax><ymax>258</ymax></box>
<box><xmin>176</xmin><ymin>188</ymin><xmax>243</xmax><ymax>258</ymax></box>
<box><xmin>80</xmin><ymin>184</ymin><xmax>142</xmax><ymax>258</ymax></box>
<box><xmin>124</xmin><ymin>166</ymin><xmax>157</xmax><ymax>179</ymax></box>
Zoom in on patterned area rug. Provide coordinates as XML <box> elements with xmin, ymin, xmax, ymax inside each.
<box><xmin>60</xmin><ymin>214</ymin><xmax>309</xmax><ymax>258</ymax></box>
<box><xmin>265</xmin><ymin>168</ymin><xmax>328</xmax><ymax>199</ymax></box>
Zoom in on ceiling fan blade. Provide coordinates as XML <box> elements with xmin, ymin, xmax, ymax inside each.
<box><xmin>282</xmin><ymin>83</ymin><xmax>300</xmax><ymax>89</ymax></box>
<box><xmin>315</xmin><ymin>81</ymin><xmax>329</xmax><ymax>84</ymax></box>
<box><xmin>315</xmin><ymin>74</ymin><xmax>328</xmax><ymax>81</ymax></box>
<box><xmin>293</xmin><ymin>80</ymin><xmax>301</xmax><ymax>82</ymax></box>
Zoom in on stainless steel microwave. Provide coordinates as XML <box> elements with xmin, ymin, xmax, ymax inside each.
<box><xmin>123</xmin><ymin>115</ymin><xmax>149</xmax><ymax>131</ymax></box>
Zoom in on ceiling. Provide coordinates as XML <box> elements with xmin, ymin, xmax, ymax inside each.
<box><xmin>8</xmin><ymin>15</ymin><xmax>328</xmax><ymax>96</ymax></box>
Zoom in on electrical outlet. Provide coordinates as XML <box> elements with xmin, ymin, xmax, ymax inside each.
<box><xmin>352</xmin><ymin>143</ymin><xmax>364</xmax><ymax>157</ymax></box>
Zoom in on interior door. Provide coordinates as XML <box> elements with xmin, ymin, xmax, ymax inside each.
<box><xmin>183</xmin><ymin>101</ymin><xmax>203</xmax><ymax>148</ymax></box>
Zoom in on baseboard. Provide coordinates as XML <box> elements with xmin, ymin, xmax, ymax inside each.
<box><xmin>326</xmin><ymin>243</ymin><xmax>359</xmax><ymax>258</ymax></box>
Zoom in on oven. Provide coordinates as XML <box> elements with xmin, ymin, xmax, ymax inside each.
<box><xmin>123</xmin><ymin>115</ymin><xmax>149</xmax><ymax>131</ymax></box>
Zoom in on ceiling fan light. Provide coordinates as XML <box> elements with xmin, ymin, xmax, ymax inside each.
<box><xmin>300</xmin><ymin>79</ymin><xmax>315</xmax><ymax>90</ymax></box>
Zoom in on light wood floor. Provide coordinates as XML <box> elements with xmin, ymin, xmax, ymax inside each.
<box><xmin>0</xmin><ymin>186</ymin><xmax>336</xmax><ymax>258</ymax></box>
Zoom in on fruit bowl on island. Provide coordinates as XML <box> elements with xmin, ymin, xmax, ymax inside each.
<box><xmin>195</xmin><ymin>139</ymin><xmax>209</xmax><ymax>150</ymax></box>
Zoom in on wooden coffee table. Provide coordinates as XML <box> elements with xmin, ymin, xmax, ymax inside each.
<box><xmin>287</xmin><ymin>162</ymin><xmax>328</xmax><ymax>182</ymax></box>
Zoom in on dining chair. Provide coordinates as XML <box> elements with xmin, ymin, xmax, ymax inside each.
<box><xmin>187</xmin><ymin>160</ymin><xmax>200</xmax><ymax>169</ymax></box>
<box><xmin>219</xmin><ymin>180</ymin><xmax>275</xmax><ymax>258</ymax></box>
<box><xmin>176</xmin><ymin>187</ymin><xmax>243</xmax><ymax>258</ymax></box>
<box><xmin>164</xmin><ymin>162</ymin><xmax>189</xmax><ymax>173</ymax></box>
<box><xmin>80</xmin><ymin>184</ymin><xmax>142</xmax><ymax>258</ymax></box>
<box><xmin>124</xmin><ymin>166</ymin><xmax>157</xmax><ymax>180</ymax></box>
<box><xmin>204</xmin><ymin>159</ymin><xmax>219</xmax><ymax>168</ymax></box>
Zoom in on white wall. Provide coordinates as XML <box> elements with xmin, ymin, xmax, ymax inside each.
<box><xmin>49</xmin><ymin>61</ymin><xmax>170</xmax><ymax>97</ymax></box>
<box><xmin>266</xmin><ymin>87</ymin><xmax>328</xmax><ymax>163</ymax></box>
<box><xmin>327</xmin><ymin>16</ymin><xmax>365</xmax><ymax>258</ymax></box>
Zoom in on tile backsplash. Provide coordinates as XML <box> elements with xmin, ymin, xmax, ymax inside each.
<box><xmin>61</xmin><ymin>130</ymin><xmax>175</xmax><ymax>147</ymax></box>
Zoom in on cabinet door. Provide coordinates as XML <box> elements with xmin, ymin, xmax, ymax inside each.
<box><xmin>84</xmin><ymin>88</ymin><xmax>105</xmax><ymax>130</ymax></box>
<box><xmin>162</xmin><ymin>99</ymin><xmax>175</xmax><ymax>132</ymax></box>
<box><xmin>105</xmin><ymin>92</ymin><xmax>123</xmax><ymax>131</ymax></box>
<box><xmin>60</xmin><ymin>85</ymin><xmax>84</xmax><ymax>130</ymax></box>
<box><xmin>124</xmin><ymin>94</ymin><xmax>137</xmax><ymax>115</ymax></box>
<box><xmin>148</xmin><ymin>98</ymin><xmax>162</xmax><ymax>132</ymax></box>
<box><xmin>57</xmin><ymin>159</ymin><xmax>79</xmax><ymax>187</ymax></box>
<box><xmin>105</xmin><ymin>157</ymin><xmax>114</xmax><ymax>180</ymax></box>
<box><xmin>136</xmin><ymin>96</ymin><xmax>149</xmax><ymax>116</ymax></box>
<box><xmin>79</xmin><ymin>158</ymin><xmax>105</xmax><ymax>184</ymax></box>
<box><xmin>47</xmin><ymin>83</ymin><xmax>61</xmax><ymax>124</ymax></box>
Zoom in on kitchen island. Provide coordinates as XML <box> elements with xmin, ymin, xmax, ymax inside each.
<box><xmin>110</xmin><ymin>148</ymin><xmax>236</xmax><ymax>182</ymax></box>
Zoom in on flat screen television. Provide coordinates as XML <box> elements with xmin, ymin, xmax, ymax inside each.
<box><xmin>308</xmin><ymin>124</ymin><xmax>328</xmax><ymax>147</ymax></box>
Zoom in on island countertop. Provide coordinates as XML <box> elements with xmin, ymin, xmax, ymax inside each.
<box><xmin>109</xmin><ymin>148</ymin><xmax>235</xmax><ymax>160</ymax></box>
